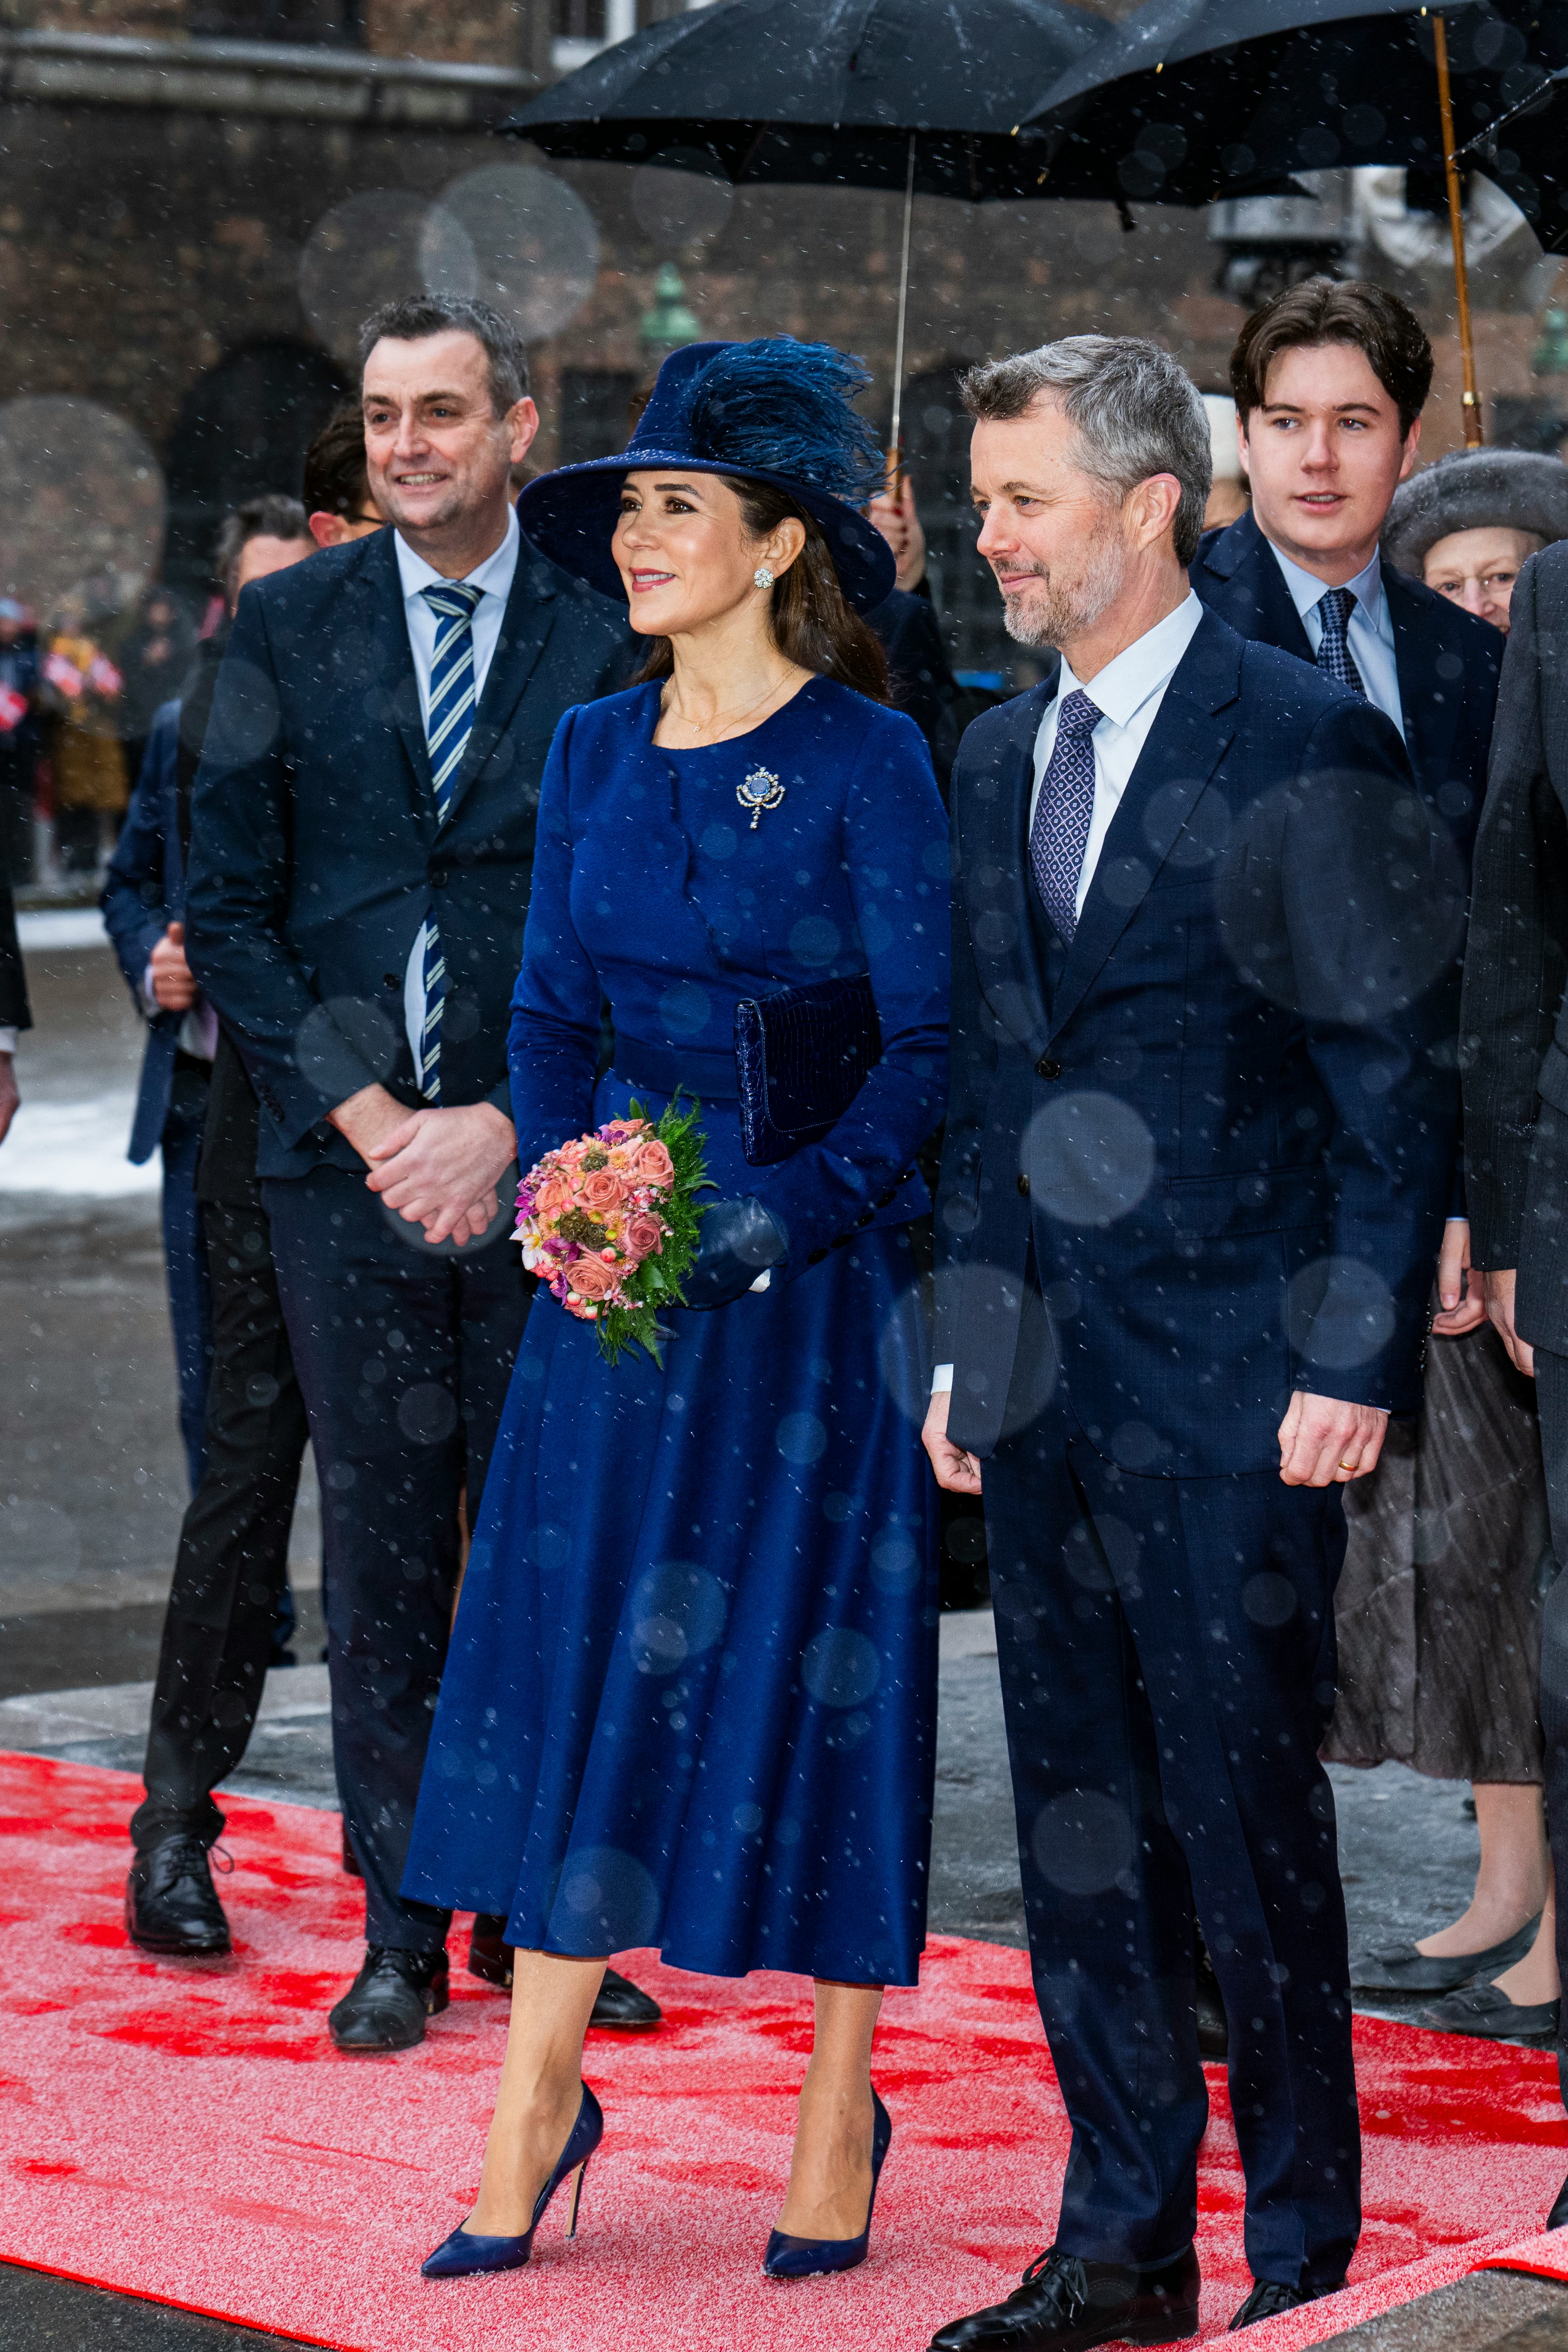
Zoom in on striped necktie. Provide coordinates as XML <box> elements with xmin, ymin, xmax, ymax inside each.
<box><xmin>418</xmin><ymin>579</ymin><xmax>483</xmax><ymax>1102</ymax></box>
<box><xmin>1314</xmin><ymin>586</ymin><xmax>1367</xmax><ymax>698</ymax></box>
<box><xmin>1029</xmin><ymin>688</ymin><xmax>1101</xmax><ymax>946</ymax></box>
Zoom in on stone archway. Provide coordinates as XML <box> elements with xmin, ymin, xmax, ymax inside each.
<box><xmin>163</xmin><ymin>337</ymin><xmax>348</xmax><ymax>595</ymax></box>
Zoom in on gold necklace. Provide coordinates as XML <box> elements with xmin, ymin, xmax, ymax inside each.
<box><xmin>660</xmin><ymin>669</ymin><xmax>797</xmax><ymax>746</ymax></box>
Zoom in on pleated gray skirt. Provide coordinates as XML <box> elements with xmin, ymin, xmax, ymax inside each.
<box><xmin>1324</xmin><ymin>1307</ymin><xmax>1553</xmax><ymax>1785</ymax></box>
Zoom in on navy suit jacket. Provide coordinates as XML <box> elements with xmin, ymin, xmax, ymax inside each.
<box><xmin>933</xmin><ymin>606</ymin><xmax>1462</xmax><ymax>1477</ymax></box>
<box><xmin>102</xmin><ymin>699</ymin><xmax>187</xmax><ymax>1165</ymax></box>
<box><xmin>184</xmin><ymin>522</ymin><xmax>629</xmax><ymax>1180</ymax></box>
<box><xmin>1192</xmin><ymin>507</ymin><xmax>1500</xmax><ymax>859</ymax></box>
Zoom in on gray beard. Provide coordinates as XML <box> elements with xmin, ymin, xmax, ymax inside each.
<box><xmin>999</xmin><ymin>532</ymin><xmax>1129</xmax><ymax>649</ymax></box>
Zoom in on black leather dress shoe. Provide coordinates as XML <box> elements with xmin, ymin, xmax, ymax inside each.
<box><xmin>1420</xmin><ymin>1979</ymin><xmax>1560</xmax><ymax>2047</ymax></box>
<box><xmin>1229</xmin><ymin>2279</ymin><xmax>1343</xmax><ymax>2331</ymax></box>
<box><xmin>1350</xmin><ymin>1912</ymin><xmax>1541</xmax><ymax>1993</ymax></box>
<box><xmin>328</xmin><ymin>1947</ymin><xmax>449</xmax><ymax>2051</ymax></box>
<box><xmin>1195</xmin><ymin>1936</ymin><xmax>1229</xmax><ymax>2063</ymax></box>
<box><xmin>928</xmin><ymin>2245</ymin><xmax>1200</xmax><ymax>2351</ymax></box>
<box><xmin>467</xmin><ymin>1916</ymin><xmax>663</xmax><ymax>2029</ymax></box>
<box><xmin>1547</xmin><ymin>2170</ymin><xmax>1568</xmax><ymax>2230</ymax></box>
<box><xmin>125</xmin><ymin>1835</ymin><xmax>232</xmax><ymax>1956</ymax></box>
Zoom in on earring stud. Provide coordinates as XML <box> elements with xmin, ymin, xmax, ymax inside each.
<box><xmin>753</xmin><ymin>565</ymin><xmax>775</xmax><ymax>589</ymax></box>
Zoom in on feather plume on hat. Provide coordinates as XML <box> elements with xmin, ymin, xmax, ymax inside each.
<box><xmin>677</xmin><ymin>340</ymin><xmax>886</xmax><ymax>508</ymax></box>
<box><xmin>1383</xmin><ymin>448</ymin><xmax>1568</xmax><ymax>577</ymax></box>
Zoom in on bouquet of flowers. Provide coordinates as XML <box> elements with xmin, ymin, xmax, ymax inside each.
<box><xmin>514</xmin><ymin>1095</ymin><xmax>710</xmax><ymax>1367</ymax></box>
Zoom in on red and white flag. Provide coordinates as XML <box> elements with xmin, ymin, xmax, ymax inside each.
<box><xmin>42</xmin><ymin>650</ymin><xmax>83</xmax><ymax>699</ymax></box>
<box><xmin>0</xmin><ymin>685</ymin><xmax>26</xmax><ymax>733</ymax></box>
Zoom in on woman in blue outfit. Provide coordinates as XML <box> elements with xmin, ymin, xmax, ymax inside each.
<box><xmin>403</xmin><ymin>338</ymin><xmax>950</xmax><ymax>2281</ymax></box>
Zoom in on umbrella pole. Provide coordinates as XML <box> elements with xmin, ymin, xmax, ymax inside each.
<box><xmin>1433</xmin><ymin>12</ymin><xmax>1484</xmax><ymax>447</ymax></box>
<box><xmin>888</xmin><ymin>131</ymin><xmax>917</xmax><ymax>484</ymax></box>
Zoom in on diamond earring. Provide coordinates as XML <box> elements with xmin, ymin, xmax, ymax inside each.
<box><xmin>753</xmin><ymin>565</ymin><xmax>775</xmax><ymax>589</ymax></box>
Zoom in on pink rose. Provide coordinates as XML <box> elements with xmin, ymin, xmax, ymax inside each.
<box><xmin>624</xmin><ymin>1214</ymin><xmax>664</xmax><ymax>1260</ymax></box>
<box><xmin>634</xmin><ymin>1140</ymin><xmax>675</xmax><ymax>1187</ymax></box>
<box><xmin>566</xmin><ymin>1256</ymin><xmax>619</xmax><ymax>1302</ymax></box>
<box><xmin>531</xmin><ymin>1176</ymin><xmax>571</xmax><ymax>1219</ymax></box>
<box><xmin>580</xmin><ymin>1168</ymin><xmax>626</xmax><ymax>1214</ymax></box>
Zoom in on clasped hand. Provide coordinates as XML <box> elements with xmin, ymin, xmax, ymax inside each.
<box><xmin>331</xmin><ymin>1083</ymin><xmax>515</xmax><ymax>1247</ymax></box>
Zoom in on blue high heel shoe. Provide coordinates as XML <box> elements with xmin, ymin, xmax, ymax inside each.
<box><xmin>421</xmin><ymin>2082</ymin><xmax>604</xmax><ymax>2279</ymax></box>
<box><xmin>764</xmin><ymin>2088</ymin><xmax>891</xmax><ymax>2279</ymax></box>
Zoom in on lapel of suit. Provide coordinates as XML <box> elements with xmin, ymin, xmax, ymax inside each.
<box><xmin>440</xmin><ymin>543</ymin><xmax>559</xmax><ymax>826</ymax></box>
<box><xmin>962</xmin><ymin>678</ymin><xmax>1056</xmax><ymax>1058</ymax></box>
<box><xmin>1208</xmin><ymin>509</ymin><xmax>1316</xmax><ymax>666</ymax></box>
<box><xmin>1385</xmin><ymin>570</ymin><xmax>1455</xmax><ymax>801</ymax></box>
<box><xmin>1048</xmin><ymin>611</ymin><xmax>1240</xmax><ymax>1042</ymax></box>
<box><xmin>365</xmin><ymin>530</ymin><xmax>435</xmax><ymax>820</ymax></box>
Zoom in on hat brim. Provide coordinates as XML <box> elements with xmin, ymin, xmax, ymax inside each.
<box><xmin>517</xmin><ymin>451</ymin><xmax>896</xmax><ymax>615</ymax></box>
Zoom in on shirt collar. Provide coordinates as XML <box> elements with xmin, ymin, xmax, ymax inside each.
<box><xmin>395</xmin><ymin>502</ymin><xmax>519</xmax><ymax>604</ymax></box>
<box><xmin>1266</xmin><ymin>535</ymin><xmax>1389</xmax><ymax>636</ymax></box>
<box><xmin>1056</xmin><ymin>590</ymin><xmax>1205</xmax><ymax>728</ymax></box>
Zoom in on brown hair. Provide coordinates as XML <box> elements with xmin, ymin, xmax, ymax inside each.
<box><xmin>1230</xmin><ymin>279</ymin><xmax>1433</xmax><ymax>440</ymax></box>
<box><xmin>302</xmin><ymin>402</ymin><xmax>372</xmax><ymax>521</ymax></box>
<box><xmin>634</xmin><ymin>476</ymin><xmax>889</xmax><ymax>703</ymax></box>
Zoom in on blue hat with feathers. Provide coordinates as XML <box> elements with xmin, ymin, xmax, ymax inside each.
<box><xmin>517</xmin><ymin>338</ymin><xmax>896</xmax><ymax>614</ymax></box>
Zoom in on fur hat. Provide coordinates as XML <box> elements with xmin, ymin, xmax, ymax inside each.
<box><xmin>518</xmin><ymin>338</ymin><xmax>895</xmax><ymax>613</ymax></box>
<box><xmin>1383</xmin><ymin>448</ymin><xmax>1568</xmax><ymax>577</ymax></box>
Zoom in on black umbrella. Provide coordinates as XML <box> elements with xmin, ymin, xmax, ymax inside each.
<box><xmin>506</xmin><ymin>0</ymin><xmax>1107</xmax><ymax>452</ymax></box>
<box><xmin>1024</xmin><ymin>0</ymin><xmax>1565</xmax><ymax>441</ymax></box>
<box><xmin>1455</xmin><ymin>55</ymin><xmax>1568</xmax><ymax>253</ymax></box>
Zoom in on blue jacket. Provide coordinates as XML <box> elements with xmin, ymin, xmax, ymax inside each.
<box><xmin>184</xmin><ymin>522</ymin><xmax>630</xmax><ymax>1180</ymax></box>
<box><xmin>933</xmin><ymin>607</ymin><xmax>1462</xmax><ymax>1476</ymax></box>
<box><xmin>101</xmin><ymin>699</ymin><xmax>187</xmax><ymax>1165</ymax></box>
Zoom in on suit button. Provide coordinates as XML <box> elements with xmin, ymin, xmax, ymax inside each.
<box><xmin>1036</xmin><ymin>1056</ymin><xmax>1062</xmax><ymax>1080</ymax></box>
<box><xmin>430</xmin><ymin>867</ymin><xmax>449</xmax><ymax>889</ymax></box>
<box><xmin>806</xmin><ymin>1247</ymin><xmax>828</xmax><ymax>1267</ymax></box>
<box><xmin>1017</xmin><ymin>1172</ymin><xmax>1031</xmax><ymax>1197</ymax></box>
<box><xmin>831</xmin><ymin>1234</ymin><xmax>851</xmax><ymax>1250</ymax></box>
<box><xmin>382</xmin><ymin>972</ymin><xmax>399</xmax><ymax>988</ymax></box>
<box><xmin>857</xmin><ymin>1209</ymin><xmax>875</xmax><ymax>1227</ymax></box>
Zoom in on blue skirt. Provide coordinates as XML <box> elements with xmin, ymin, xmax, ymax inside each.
<box><xmin>403</xmin><ymin>1186</ymin><xmax>939</xmax><ymax>1987</ymax></box>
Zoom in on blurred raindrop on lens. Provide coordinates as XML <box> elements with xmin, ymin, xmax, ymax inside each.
<box><xmin>0</xmin><ymin>398</ymin><xmax>164</xmax><ymax>622</ymax></box>
<box><xmin>425</xmin><ymin>163</ymin><xmax>599</xmax><ymax>344</ymax></box>
<box><xmin>630</xmin><ymin>149</ymin><xmax>734</xmax><ymax>249</ymax></box>
<box><xmin>299</xmin><ymin>192</ymin><xmax>469</xmax><ymax>365</ymax></box>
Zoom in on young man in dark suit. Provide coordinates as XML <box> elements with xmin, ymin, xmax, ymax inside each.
<box><xmin>1460</xmin><ymin>540</ymin><xmax>1568</xmax><ymax>2221</ymax></box>
<box><xmin>185</xmin><ymin>295</ymin><xmax>634</xmax><ymax>2051</ymax></box>
<box><xmin>921</xmin><ymin>335</ymin><xmax>1459</xmax><ymax>2350</ymax></box>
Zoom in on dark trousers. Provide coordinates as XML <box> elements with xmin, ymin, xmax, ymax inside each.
<box><xmin>160</xmin><ymin>1068</ymin><xmax>215</xmax><ymax>1496</ymax></box>
<box><xmin>132</xmin><ymin>1184</ymin><xmax>309</xmax><ymax>1853</ymax></box>
<box><xmin>984</xmin><ymin>1352</ymin><xmax>1360</xmax><ymax>2290</ymax></box>
<box><xmin>263</xmin><ymin>1165</ymin><xmax>531</xmax><ymax>1950</ymax></box>
<box><xmin>1529</xmin><ymin>1350</ymin><xmax>1568</xmax><ymax>2115</ymax></box>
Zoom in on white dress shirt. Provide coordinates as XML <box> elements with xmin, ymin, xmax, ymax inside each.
<box><xmin>395</xmin><ymin>508</ymin><xmax>521</xmax><ymax>1072</ymax></box>
<box><xmin>932</xmin><ymin>592</ymin><xmax>1206</xmax><ymax>1395</ymax></box>
<box><xmin>0</xmin><ymin>1027</ymin><xmax>16</xmax><ymax>1054</ymax></box>
<box><xmin>1265</xmin><ymin>539</ymin><xmax>1404</xmax><ymax>740</ymax></box>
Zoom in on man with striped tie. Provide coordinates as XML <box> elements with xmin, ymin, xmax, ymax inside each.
<box><xmin>922</xmin><ymin>335</ymin><xmax>1458</xmax><ymax>2349</ymax></box>
<box><xmin>185</xmin><ymin>295</ymin><xmax>634</xmax><ymax>2050</ymax></box>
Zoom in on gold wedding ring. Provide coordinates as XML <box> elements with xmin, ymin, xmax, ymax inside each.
<box><xmin>1337</xmin><ymin>1458</ymin><xmax>1358</xmax><ymax>1472</ymax></box>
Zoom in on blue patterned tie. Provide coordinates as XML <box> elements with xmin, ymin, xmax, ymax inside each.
<box><xmin>1314</xmin><ymin>586</ymin><xmax>1367</xmax><ymax>698</ymax></box>
<box><xmin>1029</xmin><ymin>688</ymin><xmax>1101</xmax><ymax>947</ymax></box>
<box><xmin>418</xmin><ymin>580</ymin><xmax>483</xmax><ymax>1102</ymax></box>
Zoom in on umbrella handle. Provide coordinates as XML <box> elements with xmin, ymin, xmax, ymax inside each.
<box><xmin>1433</xmin><ymin>13</ymin><xmax>1483</xmax><ymax>448</ymax></box>
<box><xmin>887</xmin><ymin>131</ymin><xmax>917</xmax><ymax>482</ymax></box>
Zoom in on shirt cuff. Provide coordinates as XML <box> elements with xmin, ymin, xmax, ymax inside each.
<box><xmin>141</xmin><ymin>958</ymin><xmax>160</xmax><ymax>1018</ymax></box>
<box><xmin>0</xmin><ymin>1027</ymin><xmax>16</xmax><ymax>1056</ymax></box>
<box><xmin>931</xmin><ymin>1363</ymin><xmax>954</xmax><ymax>1394</ymax></box>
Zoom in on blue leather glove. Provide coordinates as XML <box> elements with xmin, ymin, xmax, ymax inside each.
<box><xmin>682</xmin><ymin>1196</ymin><xmax>789</xmax><ymax>1311</ymax></box>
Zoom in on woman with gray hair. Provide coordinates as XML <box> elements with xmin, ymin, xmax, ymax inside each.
<box><xmin>1326</xmin><ymin>446</ymin><xmax>1568</xmax><ymax>2047</ymax></box>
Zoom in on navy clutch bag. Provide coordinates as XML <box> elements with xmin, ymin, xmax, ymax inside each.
<box><xmin>735</xmin><ymin>973</ymin><xmax>882</xmax><ymax>1167</ymax></box>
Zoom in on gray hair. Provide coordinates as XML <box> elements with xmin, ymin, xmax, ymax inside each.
<box><xmin>960</xmin><ymin>335</ymin><xmax>1212</xmax><ymax>567</ymax></box>
<box><xmin>357</xmin><ymin>294</ymin><xmax>529</xmax><ymax>418</ymax></box>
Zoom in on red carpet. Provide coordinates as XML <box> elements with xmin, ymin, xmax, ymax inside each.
<box><xmin>2</xmin><ymin>1749</ymin><xmax>1567</xmax><ymax>2352</ymax></box>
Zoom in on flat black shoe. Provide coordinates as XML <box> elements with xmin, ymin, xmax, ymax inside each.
<box><xmin>466</xmin><ymin>1918</ymin><xmax>662</xmax><ymax>2029</ymax></box>
<box><xmin>1420</xmin><ymin>1978</ymin><xmax>1560</xmax><ymax>2047</ymax></box>
<box><xmin>928</xmin><ymin>2244</ymin><xmax>1200</xmax><ymax>2351</ymax></box>
<box><xmin>125</xmin><ymin>1835</ymin><xmax>232</xmax><ymax>1956</ymax></box>
<box><xmin>328</xmin><ymin>1946</ymin><xmax>449</xmax><ymax>2051</ymax></box>
<box><xmin>1230</xmin><ymin>2280</ymin><xmax>1344</xmax><ymax>2331</ymax></box>
<box><xmin>1350</xmin><ymin>1912</ymin><xmax>1541</xmax><ymax>1993</ymax></box>
<box><xmin>1548</xmin><ymin>2170</ymin><xmax>1568</xmax><ymax>2230</ymax></box>
<box><xmin>1195</xmin><ymin>1935</ymin><xmax>1229</xmax><ymax>2063</ymax></box>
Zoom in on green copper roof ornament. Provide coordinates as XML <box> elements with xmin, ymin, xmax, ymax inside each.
<box><xmin>640</xmin><ymin>264</ymin><xmax>702</xmax><ymax>357</ymax></box>
<box><xmin>1533</xmin><ymin>308</ymin><xmax>1568</xmax><ymax>380</ymax></box>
